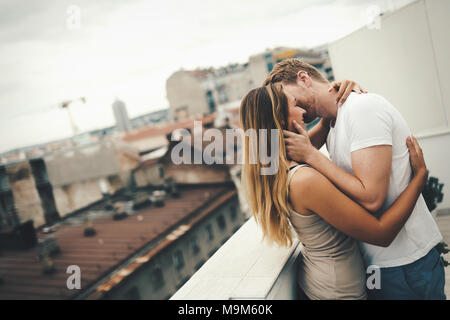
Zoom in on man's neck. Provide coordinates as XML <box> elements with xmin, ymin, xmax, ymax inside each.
<box><xmin>314</xmin><ymin>82</ymin><xmax>339</xmax><ymax>122</ymax></box>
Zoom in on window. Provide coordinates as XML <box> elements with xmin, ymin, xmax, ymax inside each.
<box><xmin>0</xmin><ymin>167</ymin><xmax>10</xmax><ymax>191</ymax></box>
<box><xmin>173</xmin><ymin>250</ymin><xmax>185</xmax><ymax>270</ymax></box>
<box><xmin>190</xmin><ymin>237</ymin><xmax>200</xmax><ymax>255</ymax></box>
<box><xmin>150</xmin><ymin>267</ymin><xmax>164</xmax><ymax>290</ymax></box>
<box><xmin>158</xmin><ymin>166</ymin><xmax>164</xmax><ymax>178</ymax></box>
<box><xmin>221</xmin><ymin>237</ymin><xmax>230</xmax><ymax>245</ymax></box>
<box><xmin>217</xmin><ymin>214</ymin><xmax>226</xmax><ymax>231</ymax></box>
<box><xmin>195</xmin><ymin>259</ymin><xmax>205</xmax><ymax>271</ymax></box>
<box><xmin>206</xmin><ymin>224</ymin><xmax>214</xmax><ymax>241</ymax></box>
<box><xmin>0</xmin><ymin>192</ymin><xmax>18</xmax><ymax>228</ymax></box>
<box><xmin>124</xmin><ymin>286</ymin><xmax>140</xmax><ymax>300</ymax></box>
<box><xmin>208</xmin><ymin>248</ymin><xmax>218</xmax><ymax>258</ymax></box>
<box><xmin>176</xmin><ymin>276</ymin><xmax>190</xmax><ymax>290</ymax></box>
<box><xmin>206</xmin><ymin>90</ymin><xmax>216</xmax><ymax>113</ymax></box>
<box><xmin>230</xmin><ymin>205</ymin><xmax>237</xmax><ymax>221</ymax></box>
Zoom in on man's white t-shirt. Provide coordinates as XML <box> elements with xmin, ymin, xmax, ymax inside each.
<box><xmin>326</xmin><ymin>92</ymin><xmax>442</xmax><ymax>268</ymax></box>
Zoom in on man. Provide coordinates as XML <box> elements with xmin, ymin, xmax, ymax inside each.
<box><xmin>264</xmin><ymin>58</ymin><xmax>445</xmax><ymax>299</ymax></box>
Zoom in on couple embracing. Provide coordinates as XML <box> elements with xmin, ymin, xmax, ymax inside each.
<box><xmin>240</xmin><ymin>59</ymin><xmax>445</xmax><ymax>300</ymax></box>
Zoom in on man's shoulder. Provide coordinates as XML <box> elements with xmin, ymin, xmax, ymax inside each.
<box><xmin>344</xmin><ymin>92</ymin><xmax>392</xmax><ymax>111</ymax></box>
<box><xmin>341</xmin><ymin>92</ymin><xmax>395</xmax><ymax>120</ymax></box>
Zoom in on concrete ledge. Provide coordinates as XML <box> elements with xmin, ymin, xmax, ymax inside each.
<box><xmin>437</xmin><ymin>208</ymin><xmax>450</xmax><ymax>216</ymax></box>
<box><xmin>170</xmin><ymin>217</ymin><xmax>302</xmax><ymax>300</ymax></box>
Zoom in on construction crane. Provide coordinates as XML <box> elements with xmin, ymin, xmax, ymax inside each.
<box><xmin>60</xmin><ymin>97</ymin><xmax>86</xmax><ymax>137</ymax></box>
<box><xmin>9</xmin><ymin>96</ymin><xmax>87</xmax><ymax>139</ymax></box>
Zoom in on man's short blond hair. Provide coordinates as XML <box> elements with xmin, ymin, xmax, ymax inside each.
<box><xmin>263</xmin><ymin>58</ymin><xmax>328</xmax><ymax>86</ymax></box>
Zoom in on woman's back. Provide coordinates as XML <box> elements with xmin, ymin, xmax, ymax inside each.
<box><xmin>287</xmin><ymin>164</ymin><xmax>367</xmax><ymax>300</ymax></box>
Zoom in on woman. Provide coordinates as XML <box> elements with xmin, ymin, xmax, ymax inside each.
<box><xmin>239</xmin><ymin>83</ymin><xmax>428</xmax><ymax>300</ymax></box>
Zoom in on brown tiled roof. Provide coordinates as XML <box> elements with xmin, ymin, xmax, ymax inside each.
<box><xmin>135</xmin><ymin>157</ymin><xmax>160</xmax><ymax>170</ymax></box>
<box><xmin>122</xmin><ymin>115</ymin><xmax>216</xmax><ymax>142</ymax></box>
<box><xmin>0</xmin><ymin>183</ymin><xmax>236</xmax><ymax>300</ymax></box>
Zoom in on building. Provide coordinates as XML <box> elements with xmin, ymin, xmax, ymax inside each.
<box><xmin>0</xmin><ymin>137</ymin><xmax>141</xmax><ymax>232</ymax></box>
<box><xmin>0</xmin><ymin>179</ymin><xmax>245</xmax><ymax>300</ymax></box>
<box><xmin>248</xmin><ymin>46</ymin><xmax>334</xmax><ymax>86</ymax></box>
<box><xmin>0</xmin><ymin>158</ymin><xmax>59</xmax><ymax>230</ymax></box>
<box><xmin>132</xmin><ymin>126</ymin><xmax>235</xmax><ymax>187</ymax></box>
<box><xmin>44</xmin><ymin>139</ymin><xmax>140</xmax><ymax>218</ymax></box>
<box><xmin>0</xmin><ymin>116</ymin><xmax>249</xmax><ymax>299</ymax></box>
<box><xmin>121</xmin><ymin>114</ymin><xmax>216</xmax><ymax>155</ymax></box>
<box><xmin>112</xmin><ymin>98</ymin><xmax>132</xmax><ymax>132</ymax></box>
<box><xmin>166</xmin><ymin>47</ymin><xmax>334</xmax><ymax>122</ymax></box>
<box><xmin>166</xmin><ymin>66</ymin><xmax>251</xmax><ymax>121</ymax></box>
<box><xmin>130</xmin><ymin>109</ymin><xmax>169</xmax><ymax>129</ymax></box>
<box><xmin>90</xmin><ymin>183</ymin><xmax>244</xmax><ymax>300</ymax></box>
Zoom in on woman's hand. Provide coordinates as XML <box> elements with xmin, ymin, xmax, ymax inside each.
<box><xmin>283</xmin><ymin>120</ymin><xmax>314</xmax><ymax>163</ymax></box>
<box><xmin>328</xmin><ymin>80</ymin><xmax>368</xmax><ymax>107</ymax></box>
<box><xmin>406</xmin><ymin>135</ymin><xmax>428</xmax><ymax>186</ymax></box>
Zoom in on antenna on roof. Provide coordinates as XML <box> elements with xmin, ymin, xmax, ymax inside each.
<box><xmin>84</xmin><ymin>219</ymin><xmax>96</xmax><ymax>237</ymax></box>
<box><xmin>42</xmin><ymin>256</ymin><xmax>56</xmax><ymax>274</ymax></box>
<box><xmin>151</xmin><ymin>190</ymin><xmax>166</xmax><ymax>207</ymax></box>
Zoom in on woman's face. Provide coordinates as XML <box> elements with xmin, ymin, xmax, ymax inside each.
<box><xmin>283</xmin><ymin>89</ymin><xmax>307</xmax><ymax>132</ymax></box>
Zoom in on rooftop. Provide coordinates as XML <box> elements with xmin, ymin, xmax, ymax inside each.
<box><xmin>122</xmin><ymin>115</ymin><xmax>216</xmax><ymax>143</ymax></box>
<box><xmin>0</xmin><ymin>182</ymin><xmax>236</xmax><ymax>300</ymax></box>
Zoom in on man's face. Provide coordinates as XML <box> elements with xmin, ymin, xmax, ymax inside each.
<box><xmin>282</xmin><ymin>81</ymin><xmax>317</xmax><ymax>123</ymax></box>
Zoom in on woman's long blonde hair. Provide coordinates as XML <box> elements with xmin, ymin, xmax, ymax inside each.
<box><xmin>240</xmin><ymin>84</ymin><xmax>293</xmax><ymax>247</ymax></box>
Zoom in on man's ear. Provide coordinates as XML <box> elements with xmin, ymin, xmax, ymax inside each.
<box><xmin>297</xmin><ymin>71</ymin><xmax>312</xmax><ymax>88</ymax></box>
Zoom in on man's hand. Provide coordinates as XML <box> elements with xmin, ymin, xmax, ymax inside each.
<box><xmin>284</xmin><ymin>120</ymin><xmax>315</xmax><ymax>163</ymax></box>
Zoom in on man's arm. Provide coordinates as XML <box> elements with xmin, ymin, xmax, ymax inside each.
<box><xmin>304</xmin><ymin>144</ymin><xmax>392</xmax><ymax>212</ymax></box>
<box><xmin>285</xmin><ymin>95</ymin><xmax>394</xmax><ymax>213</ymax></box>
<box><xmin>308</xmin><ymin>118</ymin><xmax>330</xmax><ymax>150</ymax></box>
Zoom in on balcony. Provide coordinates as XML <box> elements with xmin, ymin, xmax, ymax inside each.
<box><xmin>170</xmin><ymin>217</ymin><xmax>303</xmax><ymax>300</ymax></box>
<box><xmin>171</xmin><ymin>213</ymin><xmax>450</xmax><ymax>300</ymax></box>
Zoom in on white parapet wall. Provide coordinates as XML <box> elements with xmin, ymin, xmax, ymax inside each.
<box><xmin>170</xmin><ymin>217</ymin><xmax>302</xmax><ymax>300</ymax></box>
<box><xmin>328</xmin><ymin>0</ymin><xmax>450</xmax><ymax>214</ymax></box>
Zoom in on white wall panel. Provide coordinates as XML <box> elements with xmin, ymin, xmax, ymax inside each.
<box><xmin>329</xmin><ymin>0</ymin><xmax>447</xmax><ymax>133</ymax></box>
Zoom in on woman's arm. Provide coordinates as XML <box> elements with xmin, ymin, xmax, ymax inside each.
<box><xmin>308</xmin><ymin>80</ymin><xmax>367</xmax><ymax>150</ymax></box>
<box><xmin>289</xmin><ymin>137</ymin><xmax>427</xmax><ymax>247</ymax></box>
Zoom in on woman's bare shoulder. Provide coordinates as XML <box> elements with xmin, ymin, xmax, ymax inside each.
<box><xmin>290</xmin><ymin>165</ymin><xmax>323</xmax><ymax>188</ymax></box>
<box><xmin>289</xmin><ymin>166</ymin><xmax>338</xmax><ymax>214</ymax></box>
<box><xmin>290</xmin><ymin>166</ymin><xmax>334</xmax><ymax>199</ymax></box>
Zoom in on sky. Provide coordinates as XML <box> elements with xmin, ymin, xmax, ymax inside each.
<box><xmin>0</xmin><ymin>0</ymin><xmax>414</xmax><ymax>153</ymax></box>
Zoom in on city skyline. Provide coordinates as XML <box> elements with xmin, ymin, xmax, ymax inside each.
<box><xmin>0</xmin><ymin>0</ymin><xmax>414</xmax><ymax>153</ymax></box>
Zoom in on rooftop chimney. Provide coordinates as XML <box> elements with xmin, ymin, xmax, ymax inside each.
<box><xmin>38</xmin><ymin>237</ymin><xmax>61</xmax><ymax>260</ymax></box>
<box><xmin>84</xmin><ymin>220</ymin><xmax>97</xmax><ymax>237</ymax></box>
<box><xmin>150</xmin><ymin>190</ymin><xmax>166</xmax><ymax>207</ymax></box>
<box><xmin>164</xmin><ymin>179</ymin><xmax>180</xmax><ymax>198</ymax></box>
<box><xmin>42</xmin><ymin>256</ymin><xmax>55</xmax><ymax>274</ymax></box>
<box><xmin>0</xmin><ymin>220</ymin><xmax>37</xmax><ymax>250</ymax></box>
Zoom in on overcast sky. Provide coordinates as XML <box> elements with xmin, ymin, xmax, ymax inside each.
<box><xmin>0</xmin><ymin>0</ymin><xmax>414</xmax><ymax>153</ymax></box>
